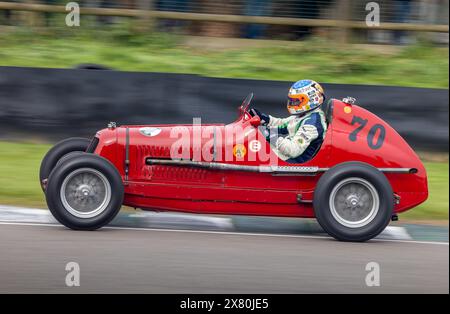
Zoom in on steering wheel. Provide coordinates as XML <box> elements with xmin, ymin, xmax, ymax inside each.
<box><xmin>237</xmin><ymin>93</ymin><xmax>261</xmax><ymax>127</ymax></box>
<box><xmin>239</xmin><ymin>92</ymin><xmax>254</xmax><ymax>117</ymax></box>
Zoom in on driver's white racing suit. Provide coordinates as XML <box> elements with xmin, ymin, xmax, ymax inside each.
<box><xmin>266</xmin><ymin>108</ymin><xmax>327</xmax><ymax>163</ymax></box>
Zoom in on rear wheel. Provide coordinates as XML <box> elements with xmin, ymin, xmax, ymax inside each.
<box><xmin>313</xmin><ymin>162</ymin><xmax>393</xmax><ymax>242</ymax></box>
<box><xmin>39</xmin><ymin>137</ymin><xmax>90</xmax><ymax>191</ymax></box>
<box><xmin>46</xmin><ymin>154</ymin><xmax>124</xmax><ymax>230</ymax></box>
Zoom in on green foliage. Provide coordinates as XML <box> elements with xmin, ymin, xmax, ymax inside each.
<box><xmin>0</xmin><ymin>29</ymin><xmax>448</xmax><ymax>88</ymax></box>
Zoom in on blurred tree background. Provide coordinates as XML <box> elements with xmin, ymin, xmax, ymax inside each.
<box><xmin>0</xmin><ymin>0</ymin><xmax>448</xmax><ymax>88</ymax></box>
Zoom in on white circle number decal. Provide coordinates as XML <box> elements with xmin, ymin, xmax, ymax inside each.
<box><xmin>249</xmin><ymin>140</ymin><xmax>262</xmax><ymax>152</ymax></box>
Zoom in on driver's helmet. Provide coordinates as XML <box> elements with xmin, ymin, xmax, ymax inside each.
<box><xmin>287</xmin><ymin>79</ymin><xmax>325</xmax><ymax>115</ymax></box>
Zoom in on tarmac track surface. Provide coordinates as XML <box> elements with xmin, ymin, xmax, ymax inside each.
<box><xmin>0</xmin><ymin>223</ymin><xmax>448</xmax><ymax>293</ymax></box>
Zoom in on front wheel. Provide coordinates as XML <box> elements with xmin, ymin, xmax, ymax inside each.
<box><xmin>313</xmin><ymin>162</ymin><xmax>394</xmax><ymax>242</ymax></box>
<box><xmin>45</xmin><ymin>154</ymin><xmax>124</xmax><ymax>230</ymax></box>
<box><xmin>39</xmin><ymin>137</ymin><xmax>91</xmax><ymax>191</ymax></box>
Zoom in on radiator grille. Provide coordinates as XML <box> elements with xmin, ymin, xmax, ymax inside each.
<box><xmin>86</xmin><ymin>137</ymin><xmax>99</xmax><ymax>153</ymax></box>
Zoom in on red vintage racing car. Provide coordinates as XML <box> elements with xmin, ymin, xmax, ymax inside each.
<box><xmin>40</xmin><ymin>94</ymin><xmax>428</xmax><ymax>241</ymax></box>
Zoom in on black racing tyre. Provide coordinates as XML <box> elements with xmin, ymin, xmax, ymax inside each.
<box><xmin>45</xmin><ymin>154</ymin><xmax>124</xmax><ymax>230</ymax></box>
<box><xmin>313</xmin><ymin>162</ymin><xmax>394</xmax><ymax>242</ymax></box>
<box><xmin>55</xmin><ymin>151</ymin><xmax>85</xmax><ymax>168</ymax></box>
<box><xmin>39</xmin><ymin>138</ymin><xmax>90</xmax><ymax>192</ymax></box>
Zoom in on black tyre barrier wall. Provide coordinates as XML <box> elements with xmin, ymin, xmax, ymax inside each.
<box><xmin>0</xmin><ymin>66</ymin><xmax>448</xmax><ymax>152</ymax></box>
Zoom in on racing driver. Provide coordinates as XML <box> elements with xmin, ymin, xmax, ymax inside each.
<box><xmin>249</xmin><ymin>79</ymin><xmax>327</xmax><ymax>163</ymax></box>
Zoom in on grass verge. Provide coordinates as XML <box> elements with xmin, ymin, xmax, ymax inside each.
<box><xmin>0</xmin><ymin>28</ymin><xmax>448</xmax><ymax>88</ymax></box>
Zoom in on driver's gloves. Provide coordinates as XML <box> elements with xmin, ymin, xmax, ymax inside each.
<box><xmin>249</xmin><ymin>108</ymin><xmax>270</xmax><ymax>125</ymax></box>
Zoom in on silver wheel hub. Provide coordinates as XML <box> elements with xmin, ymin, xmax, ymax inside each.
<box><xmin>60</xmin><ymin>168</ymin><xmax>111</xmax><ymax>219</ymax></box>
<box><xmin>346</xmin><ymin>194</ymin><xmax>359</xmax><ymax>208</ymax></box>
<box><xmin>329</xmin><ymin>177</ymin><xmax>379</xmax><ymax>228</ymax></box>
<box><xmin>76</xmin><ymin>184</ymin><xmax>92</xmax><ymax>199</ymax></box>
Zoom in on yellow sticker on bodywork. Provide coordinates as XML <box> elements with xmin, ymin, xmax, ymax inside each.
<box><xmin>233</xmin><ymin>144</ymin><xmax>247</xmax><ymax>158</ymax></box>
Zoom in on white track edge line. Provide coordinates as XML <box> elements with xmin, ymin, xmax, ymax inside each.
<box><xmin>0</xmin><ymin>221</ymin><xmax>448</xmax><ymax>246</ymax></box>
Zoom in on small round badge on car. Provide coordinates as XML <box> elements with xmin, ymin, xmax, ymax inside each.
<box><xmin>139</xmin><ymin>127</ymin><xmax>162</xmax><ymax>137</ymax></box>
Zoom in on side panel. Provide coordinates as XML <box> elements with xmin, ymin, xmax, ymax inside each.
<box><xmin>119</xmin><ymin>121</ymin><xmax>326</xmax><ymax>217</ymax></box>
<box><xmin>97</xmin><ymin>100</ymin><xmax>427</xmax><ymax>217</ymax></box>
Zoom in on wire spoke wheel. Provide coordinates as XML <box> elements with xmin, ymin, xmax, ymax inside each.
<box><xmin>60</xmin><ymin>168</ymin><xmax>111</xmax><ymax>218</ymax></box>
<box><xmin>329</xmin><ymin>177</ymin><xmax>379</xmax><ymax>228</ymax></box>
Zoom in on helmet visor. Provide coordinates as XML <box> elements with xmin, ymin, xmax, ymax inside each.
<box><xmin>287</xmin><ymin>97</ymin><xmax>301</xmax><ymax>107</ymax></box>
<box><xmin>287</xmin><ymin>94</ymin><xmax>309</xmax><ymax>111</ymax></box>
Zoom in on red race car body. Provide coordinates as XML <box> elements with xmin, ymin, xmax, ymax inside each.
<box><xmin>92</xmin><ymin>96</ymin><xmax>428</xmax><ymax>218</ymax></box>
<box><xmin>42</xmin><ymin>94</ymin><xmax>427</xmax><ymax>241</ymax></box>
